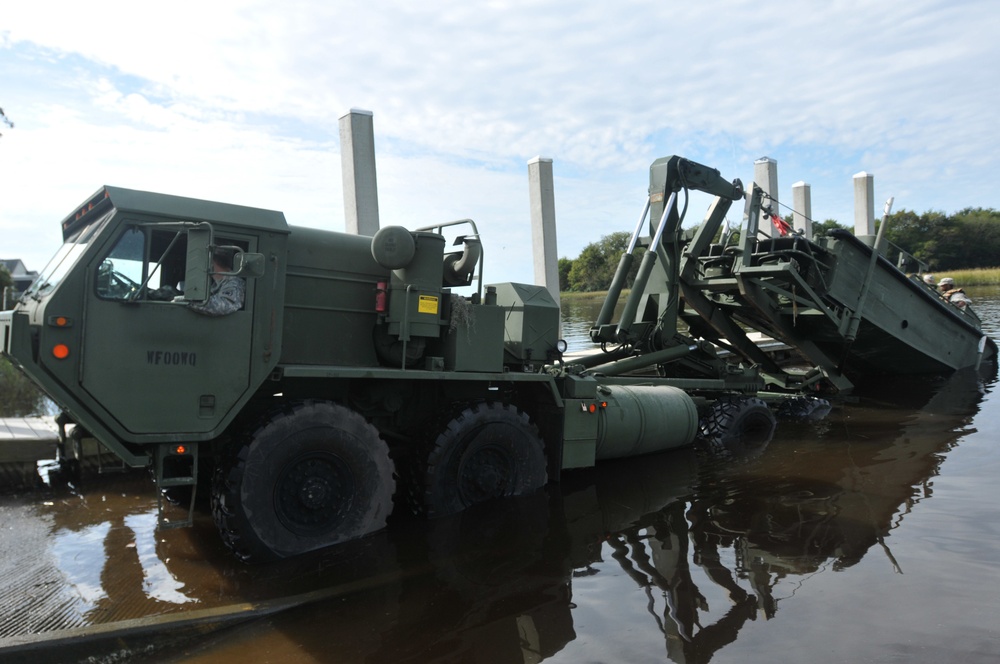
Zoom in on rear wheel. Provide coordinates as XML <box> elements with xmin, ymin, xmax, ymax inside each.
<box><xmin>699</xmin><ymin>396</ymin><xmax>776</xmax><ymax>456</ymax></box>
<box><xmin>424</xmin><ymin>402</ymin><xmax>547</xmax><ymax>518</ymax></box>
<box><xmin>777</xmin><ymin>396</ymin><xmax>831</xmax><ymax>420</ymax></box>
<box><xmin>211</xmin><ymin>401</ymin><xmax>395</xmax><ymax>562</ymax></box>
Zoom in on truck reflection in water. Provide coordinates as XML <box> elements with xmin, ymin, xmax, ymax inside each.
<box><xmin>581</xmin><ymin>364</ymin><xmax>991</xmax><ymax>662</ymax></box>
<box><xmin>0</xmin><ymin>363</ymin><xmax>992</xmax><ymax>663</ymax></box>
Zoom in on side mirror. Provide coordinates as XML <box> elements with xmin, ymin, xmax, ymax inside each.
<box><xmin>184</xmin><ymin>223</ymin><xmax>213</xmax><ymax>303</ymax></box>
<box><xmin>232</xmin><ymin>252</ymin><xmax>266</xmax><ymax>278</ymax></box>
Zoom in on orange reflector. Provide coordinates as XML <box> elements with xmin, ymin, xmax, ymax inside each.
<box><xmin>55</xmin><ymin>316</ymin><xmax>68</xmax><ymax>327</ymax></box>
<box><xmin>52</xmin><ymin>344</ymin><xmax>70</xmax><ymax>359</ymax></box>
<box><xmin>588</xmin><ymin>403</ymin><xmax>597</xmax><ymax>413</ymax></box>
<box><xmin>600</xmin><ymin>401</ymin><xmax>608</xmax><ymax>408</ymax></box>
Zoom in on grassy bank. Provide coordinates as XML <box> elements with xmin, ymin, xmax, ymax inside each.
<box><xmin>559</xmin><ymin>290</ymin><xmax>619</xmax><ymax>305</ymax></box>
<box><xmin>932</xmin><ymin>267</ymin><xmax>1000</xmax><ymax>286</ymax></box>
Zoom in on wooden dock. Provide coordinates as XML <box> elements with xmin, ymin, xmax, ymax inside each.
<box><xmin>0</xmin><ymin>416</ymin><xmax>58</xmax><ymax>462</ymax></box>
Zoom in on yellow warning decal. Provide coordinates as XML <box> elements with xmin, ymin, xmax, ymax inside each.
<box><xmin>418</xmin><ymin>294</ymin><xmax>439</xmax><ymax>315</ymax></box>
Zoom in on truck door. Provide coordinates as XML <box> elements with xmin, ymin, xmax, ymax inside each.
<box><xmin>82</xmin><ymin>222</ymin><xmax>257</xmax><ymax>436</ymax></box>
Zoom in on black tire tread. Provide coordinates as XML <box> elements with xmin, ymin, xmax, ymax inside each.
<box><xmin>423</xmin><ymin>402</ymin><xmax>547</xmax><ymax>518</ymax></box>
<box><xmin>210</xmin><ymin>400</ymin><xmax>395</xmax><ymax>562</ymax></box>
<box><xmin>699</xmin><ymin>395</ymin><xmax>777</xmax><ymax>455</ymax></box>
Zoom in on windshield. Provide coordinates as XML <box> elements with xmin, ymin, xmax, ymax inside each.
<box><xmin>23</xmin><ymin>210</ymin><xmax>114</xmax><ymax>300</ymax></box>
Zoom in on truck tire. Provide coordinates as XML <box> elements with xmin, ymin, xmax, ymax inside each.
<box><xmin>211</xmin><ymin>401</ymin><xmax>395</xmax><ymax>562</ymax></box>
<box><xmin>776</xmin><ymin>396</ymin><xmax>832</xmax><ymax>420</ymax></box>
<box><xmin>424</xmin><ymin>402</ymin><xmax>547</xmax><ymax>518</ymax></box>
<box><xmin>698</xmin><ymin>396</ymin><xmax>776</xmax><ymax>457</ymax></box>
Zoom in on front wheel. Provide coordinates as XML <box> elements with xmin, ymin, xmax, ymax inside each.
<box><xmin>211</xmin><ymin>401</ymin><xmax>395</xmax><ymax>562</ymax></box>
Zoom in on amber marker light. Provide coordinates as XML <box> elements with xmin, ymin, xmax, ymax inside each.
<box><xmin>52</xmin><ymin>344</ymin><xmax>70</xmax><ymax>359</ymax></box>
<box><xmin>174</xmin><ymin>445</ymin><xmax>187</xmax><ymax>455</ymax></box>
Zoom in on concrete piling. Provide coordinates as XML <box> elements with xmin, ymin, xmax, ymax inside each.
<box><xmin>339</xmin><ymin>109</ymin><xmax>380</xmax><ymax>236</ymax></box>
<box><xmin>754</xmin><ymin>157</ymin><xmax>780</xmax><ymax>238</ymax></box>
<box><xmin>792</xmin><ymin>181</ymin><xmax>813</xmax><ymax>239</ymax></box>
<box><xmin>853</xmin><ymin>171</ymin><xmax>875</xmax><ymax>236</ymax></box>
<box><xmin>528</xmin><ymin>157</ymin><xmax>560</xmax><ymax>306</ymax></box>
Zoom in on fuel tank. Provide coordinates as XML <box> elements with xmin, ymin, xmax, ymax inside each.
<box><xmin>595</xmin><ymin>385</ymin><xmax>698</xmax><ymax>460</ymax></box>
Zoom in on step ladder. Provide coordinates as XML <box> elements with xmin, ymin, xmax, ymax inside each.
<box><xmin>154</xmin><ymin>443</ymin><xmax>199</xmax><ymax>529</ymax></box>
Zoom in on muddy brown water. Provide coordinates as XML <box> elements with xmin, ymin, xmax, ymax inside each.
<box><xmin>2</xmin><ymin>289</ymin><xmax>1000</xmax><ymax>663</ymax></box>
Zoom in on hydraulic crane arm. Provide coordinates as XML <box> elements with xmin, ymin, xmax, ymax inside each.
<box><xmin>590</xmin><ymin>156</ymin><xmax>743</xmax><ymax>345</ymax></box>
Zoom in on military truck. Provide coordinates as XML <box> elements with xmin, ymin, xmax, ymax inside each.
<box><xmin>1</xmin><ymin>157</ymin><xmax>804</xmax><ymax>562</ymax></box>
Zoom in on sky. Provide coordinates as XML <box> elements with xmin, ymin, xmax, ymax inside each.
<box><xmin>2</xmin><ymin>0</ymin><xmax>999</xmax><ymax>284</ymax></box>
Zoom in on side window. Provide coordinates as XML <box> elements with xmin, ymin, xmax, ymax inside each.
<box><xmin>148</xmin><ymin>229</ymin><xmax>189</xmax><ymax>298</ymax></box>
<box><xmin>96</xmin><ymin>227</ymin><xmax>145</xmax><ymax>300</ymax></box>
<box><xmin>96</xmin><ymin>227</ymin><xmax>191</xmax><ymax>301</ymax></box>
<box><xmin>95</xmin><ymin>224</ymin><xmax>250</xmax><ymax>304</ymax></box>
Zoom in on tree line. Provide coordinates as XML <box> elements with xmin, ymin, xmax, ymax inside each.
<box><xmin>559</xmin><ymin>207</ymin><xmax>1000</xmax><ymax>292</ymax></box>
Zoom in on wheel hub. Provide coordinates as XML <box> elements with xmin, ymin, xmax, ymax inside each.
<box><xmin>275</xmin><ymin>453</ymin><xmax>354</xmax><ymax>535</ymax></box>
<box><xmin>458</xmin><ymin>442</ymin><xmax>515</xmax><ymax>502</ymax></box>
<box><xmin>299</xmin><ymin>475</ymin><xmax>331</xmax><ymax>509</ymax></box>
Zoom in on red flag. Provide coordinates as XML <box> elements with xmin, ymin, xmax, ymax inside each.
<box><xmin>771</xmin><ymin>214</ymin><xmax>792</xmax><ymax>236</ymax></box>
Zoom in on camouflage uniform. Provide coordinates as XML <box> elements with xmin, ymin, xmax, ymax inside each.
<box><xmin>188</xmin><ymin>275</ymin><xmax>245</xmax><ymax>316</ymax></box>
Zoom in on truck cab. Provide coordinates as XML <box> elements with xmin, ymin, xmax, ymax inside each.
<box><xmin>1</xmin><ymin>187</ymin><xmax>284</xmax><ymax>465</ymax></box>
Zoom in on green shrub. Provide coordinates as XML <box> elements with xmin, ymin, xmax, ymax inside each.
<box><xmin>0</xmin><ymin>356</ymin><xmax>47</xmax><ymax>417</ymax></box>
